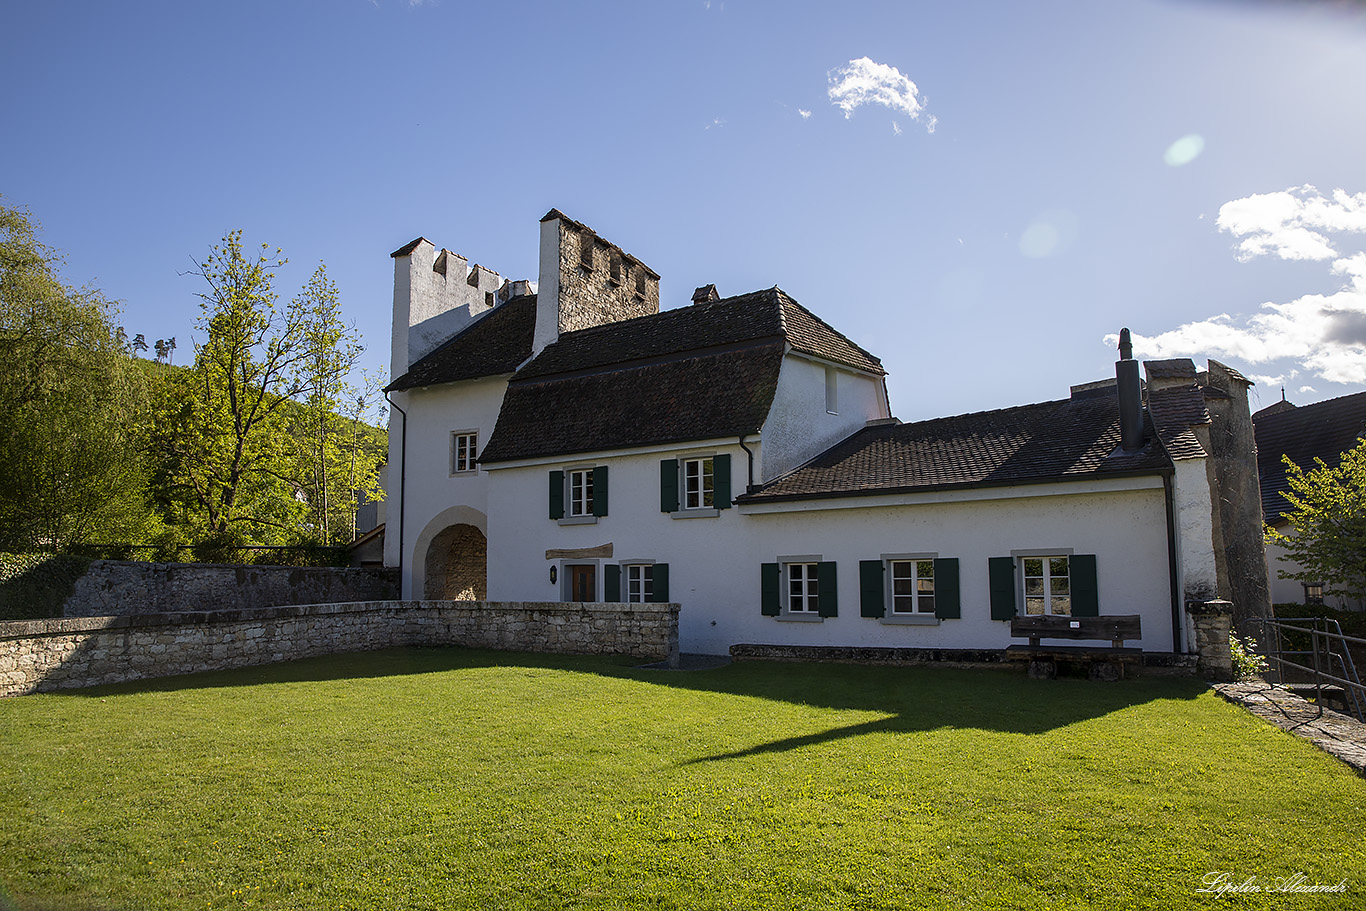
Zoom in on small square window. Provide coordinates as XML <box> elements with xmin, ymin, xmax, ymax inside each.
<box><xmin>787</xmin><ymin>563</ymin><xmax>820</xmax><ymax>613</ymax></box>
<box><xmin>568</xmin><ymin>468</ymin><xmax>594</xmax><ymax>517</ymax></box>
<box><xmin>1304</xmin><ymin>583</ymin><xmax>1324</xmax><ymax>605</ymax></box>
<box><xmin>1023</xmin><ymin>555</ymin><xmax>1070</xmax><ymax>615</ymax></box>
<box><xmin>683</xmin><ymin>457</ymin><xmax>714</xmax><ymax>509</ymax></box>
<box><xmin>451</xmin><ymin>431</ymin><xmax>477</xmax><ymax>474</ymax></box>
<box><xmin>626</xmin><ymin>564</ymin><xmax>653</xmax><ymax>603</ymax></box>
<box><xmin>890</xmin><ymin>559</ymin><xmax>935</xmax><ymax>614</ymax></box>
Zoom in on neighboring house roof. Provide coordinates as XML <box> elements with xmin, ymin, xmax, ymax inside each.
<box><xmin>1254</xmin><ymin>390</ymin><xmax>1366</xmax><ymax>524</ymax></box>
<box><xmin>479</xmin><ymin>288</ymin><xmax>880</xmax><ymax>463</ymax></box>
<box><xmin>738</xmin><ymin>393</ymin><xmax>1170</xmax><ymax>504</ymax></box>
<box><xmin>386</xmin><ymin>294</ymin><xmax>538</xmax><ymax>391</ymax></box>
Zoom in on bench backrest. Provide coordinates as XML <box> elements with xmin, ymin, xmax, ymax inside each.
<box><xmin>1010</xmin><ymin>614</ymin><xmax>1142</xmax><ymax>646</ymax></box>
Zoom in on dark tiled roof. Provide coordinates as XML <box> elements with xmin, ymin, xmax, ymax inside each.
<box><xmin>479</xmin><ymin>344</ymin><xmax>785</xmax><ymax>463</ymax></box>
<box><xmin>515</xmin><ymin>287</ymin><xmax>883</xmax><ymax>381</ymax></box>
<box><xmin>1254</xmin><ymin>390</ymin><xmax>1366</xmax><ymax>523</ymax></box>
<box><xmin>390</xmin><ymin>237</ymin><xmax>430</xmax><ymax>258</ymax></box>
<box><xmin>385</xmin><ymin>295</ymin><xmax>537</xmax><ymax>391</ymax></box>
<box><xmin>739</xmin><ymin>393</ymin><xmax>1171</xmax><ymax>503</ymax></box>
<box><xmin>1252</xmin><ymin>398</ymin><xmax>1296</xmax><ymax>420</ymax></box>
<box><xmin>1146</xmin><ymin>385</ymin><xmax>1210</xmax><ymax>461</ymax></box>
<box><xmin>1145</xmin><ymin>359</ymin><xmax>1197</xmax><ymax>380</ymax></box>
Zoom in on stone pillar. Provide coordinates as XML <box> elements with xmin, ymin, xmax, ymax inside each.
<box><xmin>1186</xmin><ymin>599</ymin><xmax>1234</xmax><ymax>681</ymax></box>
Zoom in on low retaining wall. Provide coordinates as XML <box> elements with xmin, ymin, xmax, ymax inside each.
<box><xmin>0</xmin><ymin>600</ymin><xmax>680</xmax><ymax>697</ymax></box>
<box><xmin>61</xmin><ymin>561</ymin><xmax>401</xmax><ymax>618</ymax></box>
<box><xmin>730</xmin><ymin>643</ymin><xmax>1199</xmax><ymax>673</ymax></box>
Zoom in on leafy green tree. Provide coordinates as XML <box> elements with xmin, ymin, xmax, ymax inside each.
<box><xmin>150</xmin><ymin>232</ymin><xmax>381</xmax><ymax>546</ymax></box>
<box><xmin>0</xmin><ymin>202</ymin><xmax>153</xmax><ymax>550</ymax></box>
<box><xmin>1266</xmin><ymin>438</ymin><xmax>1366</xmax><ymax>600</ymax></box>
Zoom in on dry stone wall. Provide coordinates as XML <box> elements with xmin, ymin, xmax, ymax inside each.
<box><xmin>0</xmin><ymin>600</ymin><xmax>680</xmax><ymax>696</ymax></box>
<box><xmin>60</xmin><ymin>561</ymin><xmax>400</xmax><ymax>618</ymax></box>
<box><xmin>556</xmin><ymin>220</ymin><xmax>659</xmax><ymax>334</ymax></box>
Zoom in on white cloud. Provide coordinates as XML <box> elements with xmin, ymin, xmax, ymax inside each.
<box><xmin>827</xmin><ymin>57</ymin><xmax>934</xmax><ymax>132</ymax></box>
<box><xmin>705</xmin><ymin>118</ymin><xmax>725</xmax><ymax>130</ymax></box>
<box><xmin>1300</xmin><ymin>385</ymin><xmax>1318</xmax><ymax>394</ymax></box>
<box><xmin>1217</xmin><ymin>185</ymin><xmax>1366</xmax><ymax>262</ymax></box>
<box><xmin>892</xmin><ymin>121</ymin><xmax>902</xmax><ymax>135</ymax></box>
<box><xmin>1124</xmin><ymin>250</ymin><xmax>1366</xmax><ymax>385</ymax></box>
<box><xmin>798</xmin><ymin>108</ymin><xmax>811</xmax><ymax>119</ymax></box>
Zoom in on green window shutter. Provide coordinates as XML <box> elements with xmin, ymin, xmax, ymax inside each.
<box><xmin>650</xmin><ymin>563</ymin><xmax>670</xmax><ymax>602</ymax></box>
<box><xmin>604</xmin><ymin>564</ymin><xmax>621</xmax><ymax>602</ymax></box>
<box><xmin>761</xmin><ymin>563</ymin><xmax>781</xmax><ymax>616</ymax></box>
<box><xmin>859</xmin><ymin>560</ymin><xmax>885</xmax><ymax>618</ymax></box>
<box><xmin>934</xmin><ymin>558</ymin><xmax>961</xmax><ymax>619</ymax></box>
<box><xmin>660</xmin><ymin>459</ymin><xmax>679</xmax><ymax>512</ymax></box>
<box><xmin>1070</xmin><ymin>554</ymin><xmax>1099</xmax><ymax>617</ymax></box>
<box><xmin>989</xmin><ymin>557</ymin><xmax>1017</xmax><ymax>620</ymax></box>
<box><xmin>592</xmin><ymin>466</ymin><xmax>609</xmax><ymax>517</ymax></box>
<box><xmin>549</xmin><ymin>470</ymin><xmax>564</xmax><ymax>520</ymax></box>
<box><xmin>817</xmin><ymin>561</ymin><xmax>839</xmax><ymax>618</ymax></box>
<box><xmin>714</xmin><ymin>453</ymin><xmax>732</xmax><ymax>508</ymax></box>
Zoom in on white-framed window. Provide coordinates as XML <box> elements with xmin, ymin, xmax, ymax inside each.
<box><xmin>568</xmin><ymin>468</ymin><xmax>594</xmax><ymax>517</ymax></box>
<box><xmin>788</xmin><ymin>562</ymin><xmax>820</xmax><ymax>613</ymax></box>
<box><xmin>683</xmin><ymin>456</ymin><xmax>714</xmax><ymax>509</ymax></box>
<box><xmin>451</xmin><ymin>431</ymin><xmax>477</xmax><ymax>474</ymax></box>
<box><xmin>890</xmin><ymin>559</ymin><xmax>935</xmax><ymax>614</ymax></box>
<box><xmin>1023</xmin><ymin>555</ymin><xmax>1071</xmax><ymax>616</ymax></box>
<box><xmin>626</xmin><ymin>564</ymin><xmax>653</xmax><ymax>603</ymax></box>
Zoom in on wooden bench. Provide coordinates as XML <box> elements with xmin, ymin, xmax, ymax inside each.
<box><xmin>1005</xmin><ymin>615</ymin><xmax>1142</xmax><ymax>681</ymax></box>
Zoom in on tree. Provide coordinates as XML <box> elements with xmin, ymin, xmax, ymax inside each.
<box><xmin>149</xmin><ymin>232</ymin><xmax>380</xmax><ymax>546</ymax></box>
<box><xmin>1266</xmin><ymin>438</ymin><xmax>1366</xmax><ymax>600</ymax></box>
<box><xmin>0</xmin><ymin>201</ymin><xmax>153</xmax><ymax>550</ymax></box>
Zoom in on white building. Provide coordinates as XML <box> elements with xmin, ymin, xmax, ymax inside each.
<box><xmin>384</xmin><ymin>210</ymin><xmax>1271</xmax><ymax>657</ymax></box>
<box><xmin>1254</xmin><ymin>391</ymin><xmax>1366</xmax><ymax>611</ymax></box>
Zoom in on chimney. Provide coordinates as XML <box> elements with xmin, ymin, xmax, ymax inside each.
<box><xmin>691</xmin><ymin>284</ymin><xmax>720</xmax><ymax>305</ymax></box>
<box><xmin>1116</xmin><ymin>327</ymin><xmax>1144</xmax><ymax>453</ymax></box>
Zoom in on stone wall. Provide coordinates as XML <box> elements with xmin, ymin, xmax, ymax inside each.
<box><xmin>60</xmin><ymin>561</ymin><xmax>400</xmax><ymax>618</ymax></box>
<box><xmin>0</xmin><ymin>600</ymin><xmax>680</xmax><ymax>697</ymax></box>
<box><xmin>1186</xmin><ymin>598</ymin><xmax>1234</xmax><ymax>681</ymax></box>
<box><xmin>553</xmin><ymin>215</ymin><xmax>659</xmax><ymax>334</ymax></box>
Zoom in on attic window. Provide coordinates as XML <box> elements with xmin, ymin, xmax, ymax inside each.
<box><xmin>609</xmin><ymin>252</ymin><xmax>623</xmax><ymax>285</ymax></box>
<box><xmin>579</xmin><ymin>232</ymin><xmax>594</xmax><ymax>270</ymax></box>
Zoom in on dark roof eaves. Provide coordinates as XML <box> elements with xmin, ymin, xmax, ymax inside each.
<box><xmin>737</xmin><ymin>465</ymin><xmax>1174</xmax><ymax>506</ymax></box>
<box><xmin>479</xmin><ymin>428</ymin><xmax>764</xmax><ymax>466</ymax></box>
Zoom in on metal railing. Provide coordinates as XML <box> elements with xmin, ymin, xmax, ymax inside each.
<box><xmin>1240</xmin><ymin>617</ymin><xmax>1366</xmax><ymax>722</ymax></box>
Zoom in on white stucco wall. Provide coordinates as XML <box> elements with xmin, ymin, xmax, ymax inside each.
<box><xmin>760</xmin><ymin>354</ymin><xmax>888</xmax><ymax>482</ymax></box>
<box><xmin>486</xmin><ymin>447</ymin><xmax>1177</xmax><ymax>656</ymax></box>
<box><xmin>391</xmin><ymin>240</ymin><xmax>503</xmax><ymax>376</ymax></box>
<box><xmin>384</xmin><ymin>377</ymin><xmax>510</xmax><ymax>596</ymax></box>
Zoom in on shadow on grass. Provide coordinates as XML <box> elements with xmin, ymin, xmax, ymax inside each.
<box><xmin>40</xmin><ymin>647</ymin><xmax>1209</xmax><ymax>753</ymax></box>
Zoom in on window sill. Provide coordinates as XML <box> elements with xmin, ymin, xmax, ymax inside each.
<box><xmin>557</xmin><ymin>516</ymin><xmax>598</xmax><ymax>526</ymax></box>
<box><xmin>879</xmin><ymin>615</ymin><xmax>941</xmax><ymax>626</ymax></box>
<box><xmin>449</xmin><ymin>470</ymin><xmax>478</xmax><ymax>478</ymax></box>
<box><xmin>777</xmin><ymin>613</ymin><xmax>824</xmax><ymax>623</ymax></box>
<box><xmin>671</xmin><ymin>508</ymin><xmax>719</xmax><ymax>519</ymax></box>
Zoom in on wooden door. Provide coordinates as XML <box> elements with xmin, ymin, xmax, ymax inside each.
<box><xmin>569</xmin><ymin>564</ymin><xmax>596</xmax><ymax>602</ymax></box>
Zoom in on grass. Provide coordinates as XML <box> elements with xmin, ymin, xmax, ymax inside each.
<box><xmin>1</xmin><ymin>649</ymin><xmax>1364</xmax><ymax>910</ymax></box>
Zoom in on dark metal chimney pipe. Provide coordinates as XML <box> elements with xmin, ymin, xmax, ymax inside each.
<box><xmin>1116</xmin><ymin>327</ymin><xmax>1144</xmax><ymax>453</ymax></box>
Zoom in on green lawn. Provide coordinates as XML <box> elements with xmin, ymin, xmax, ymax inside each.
<box><xmin>2</xmin><ymin>650</ymin><xmax>1363</xmax><ymax>910</ymax></box>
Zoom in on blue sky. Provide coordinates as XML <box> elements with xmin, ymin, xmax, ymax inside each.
<box><xmin>4</xmin><ymin>0</ymin><xmax>1365</xmax><ymax>421</ymax></box>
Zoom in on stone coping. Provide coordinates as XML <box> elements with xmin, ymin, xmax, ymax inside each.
<box><xmin>0</xmin><ymin>600</ymin><xmax>679</xmax><ymax>640</ymax></box>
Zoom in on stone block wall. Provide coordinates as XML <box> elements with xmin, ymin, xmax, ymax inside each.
<box><xmin>553</xmin><ymin>215</ymin><xmax>659</xmax><ymax>334</ymax></box>
<box><xmin>60</xmin><ymin>561</ymin><xmax>400</xmax><ymax>618</ymax></box>
<box><xmin>1186</xmin><ymin>598</ymin><xmax>1234</xmax><ymax>681</ymax></box>
<box><xmin>0</xmin><ymin>600</ymin><xmax>680</xmax><ymax>697</ymax></box>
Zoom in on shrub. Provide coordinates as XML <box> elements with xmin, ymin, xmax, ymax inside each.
<box><xmin>1229</xmin><ymin>633</ymin><xmax>1269</xmax><ymax>680</ymax></box>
